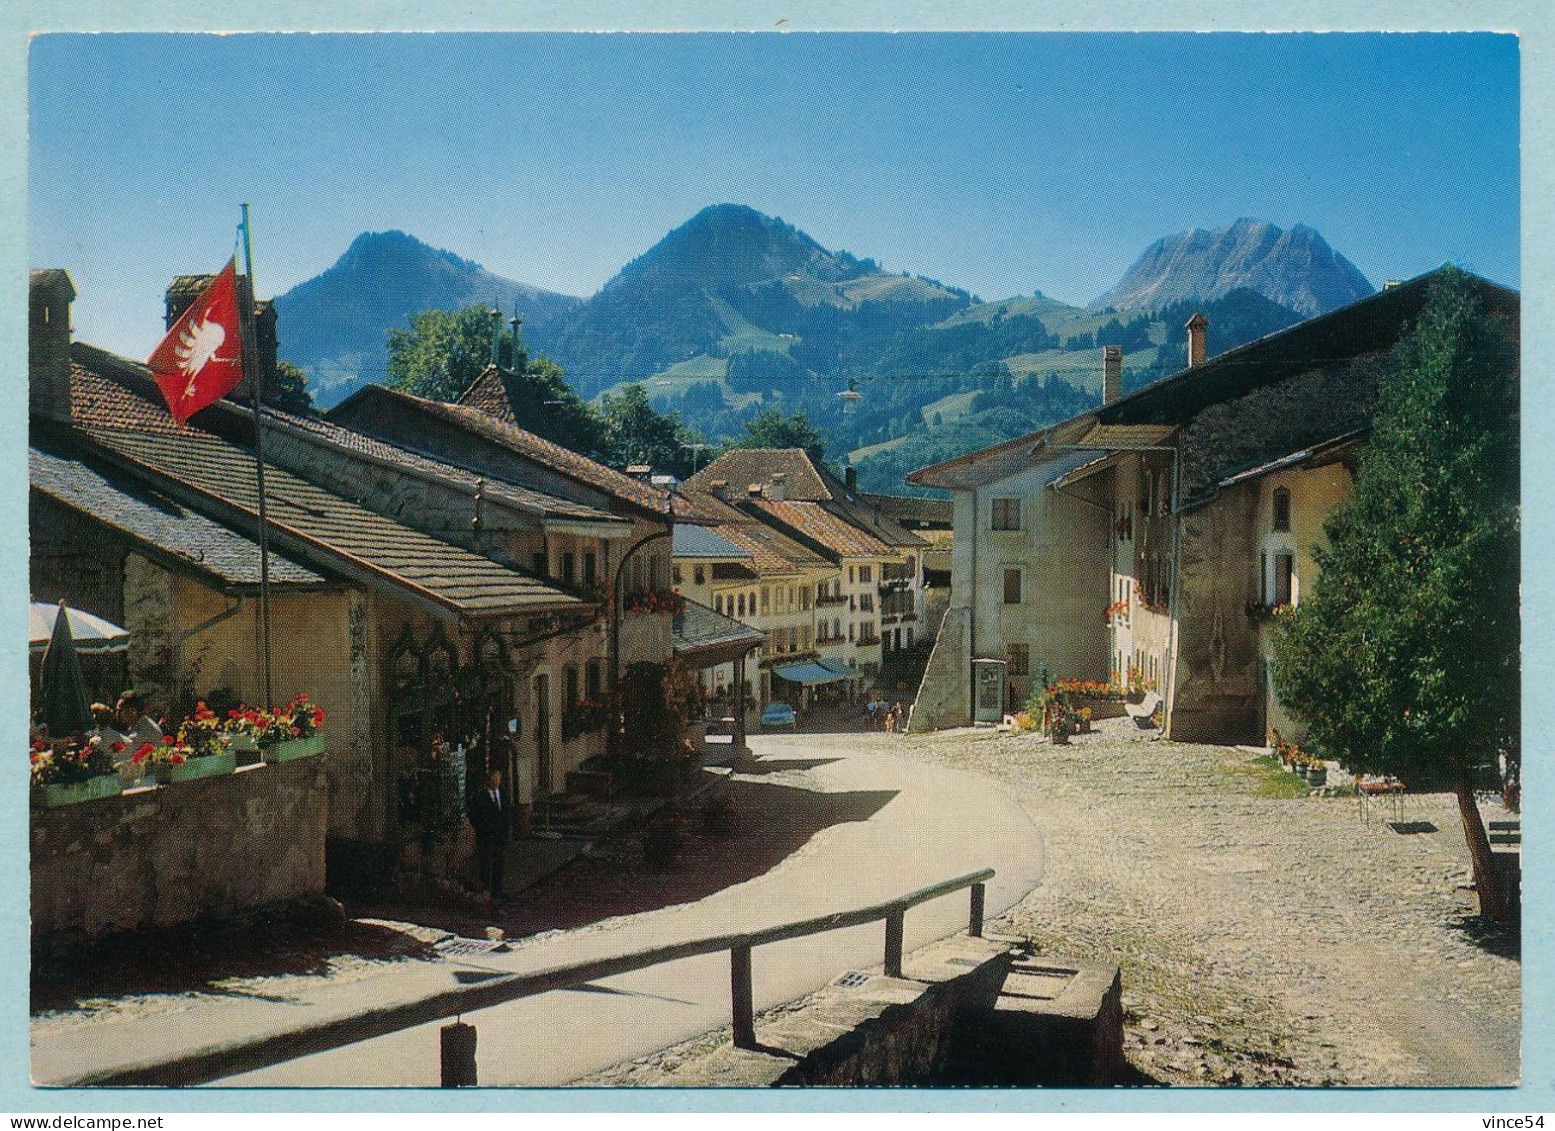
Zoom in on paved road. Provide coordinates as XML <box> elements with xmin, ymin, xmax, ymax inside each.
<box><xmin>34</xmin><ymin>733</ymin><xmax>1042</xmax><ymax>1088</ymax></box>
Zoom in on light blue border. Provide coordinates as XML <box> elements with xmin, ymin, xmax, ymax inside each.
<box><xmin>2</xmin><ymin>1</ymin><xmax>1549</xmax><ymax>1115</ymax></box>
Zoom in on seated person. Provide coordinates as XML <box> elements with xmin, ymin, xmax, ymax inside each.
<box><xmin>115</xmin><ymin>691</ymin><xmax>165</xmax><ymax>746</ymax></box>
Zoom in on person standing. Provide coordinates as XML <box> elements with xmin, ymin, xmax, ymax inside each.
<box><xmin>470</xmin><ymin>769</ymin><xmax>510</xmax><ymax>901</ymax></box>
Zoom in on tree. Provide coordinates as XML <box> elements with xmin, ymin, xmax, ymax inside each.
<box><xmin>385</xmin><ymin>304</ymin><xmax>601</xmax><ymax>453</ymax></box>
<box><xmin>385</xmin><ymin>305</ymin><xmax>515</xmax><ymax>403</ymax></box>
<box><xmin>1273</xmin><ymin>269</ymin><xmax>1518</xmax><ymax>921</ymax></box>
<box><xmin>269</xmin><ymin>360</ymin><xmax>316</xmax><ymax>416</ymax></box>
<box><xmin>733</xmin><ymin>407</ymin><xmax>826</xmax><ymax>463</ymax></box>
<box><xmin>598</xmin><ymin>384</ymin><xmax>694</xmax><ymax>477</ymax></box>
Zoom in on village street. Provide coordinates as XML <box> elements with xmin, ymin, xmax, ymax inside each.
<box><xmin>31</xmin><ymin>719</ymin><xmax>1519</xmax><ymax>1089</ymax></box>
<box><xmin>30</xmin><ymin>734</ymin><xmax>1044</xmax><ymax>1087</ymax></box>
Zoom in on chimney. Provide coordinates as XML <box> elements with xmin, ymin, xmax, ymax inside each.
<box><xmin>626</xmin><ymin>464</ymin><xmax>652</xmax><ymax>482</ymax></box>
<box><xmin>166</xmin><ymin>273</ymin><xmax>277</xmax><ymax>399</ymax></box>
<box><xmin>747</xmin><ymin>483</ymin><xmax>762</xmax><ymax>498</ymax></box>
<box><xmin>1185</xmin><ymin>312</ymin><xmax>1208</xmax><ymax>368</ymax></box>
<box><xmin>766</xmin><ymin>472</ymin><xmax>787</xmax><ymax>501</ymax></box>
<box><xmin>845</xmin><ymin>465</ymin><xmax>857</xmax><ymax>492</ymax></box>
<box><xmin>30</xmin><ymin>270</ymin><xmax>76</xmax><ymax>424</ymax></box>
<box><xmin>1101</xmin><ymin>344</ymin><xmax>1122</xmax><ymax>404</ymax></box>
<box><xmin>710</xmin><ymin>478</ymin><xmax>730</xmax><ymax>501</ymax></box>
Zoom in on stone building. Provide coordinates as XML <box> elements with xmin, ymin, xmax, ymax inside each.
<box><xmin>28</xmin><ymin>269</ymin><xmax>680</xmax><ymax>890</ymax></box>
<box><xmin>908</xmin><ymin>267</ymin><xmax>1518</xmax><ymax>743</ymax></box>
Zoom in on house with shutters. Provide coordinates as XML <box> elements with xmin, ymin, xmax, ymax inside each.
<box><xmin>907</xmin><ymin>267</ymin><xmax>1518</xmax><ymax>744</ymax></box>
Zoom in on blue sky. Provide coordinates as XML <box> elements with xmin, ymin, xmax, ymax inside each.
<box><xmin>29</xmin><ymin>32</ymin><xmax>1519</xmax><ymax>360</ymax></box>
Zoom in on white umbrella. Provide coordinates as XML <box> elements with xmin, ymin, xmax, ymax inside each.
<box><xmin>29</xmin><ymin>601</ymin><xmax>130</xmax><ymax>654</ymax></box>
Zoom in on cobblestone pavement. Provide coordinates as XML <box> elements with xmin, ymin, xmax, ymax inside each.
<box><xmin>883</xmin><ymin>718</ymin><xmax>1520</xmax><ymax>1087</ymax></box>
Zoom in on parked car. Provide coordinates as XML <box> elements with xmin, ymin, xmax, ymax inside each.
<box><xmin>761</xmin><ymin>703</ymin><xmax>797</xmax><ymax>729</ymax></box>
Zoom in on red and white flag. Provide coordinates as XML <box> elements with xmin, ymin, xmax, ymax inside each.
<box><xmin>147</xmin><ymin>260</ymin><xmax>245</xmax><ymax>425</ymax></box>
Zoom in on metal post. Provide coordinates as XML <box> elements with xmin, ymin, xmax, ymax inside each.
<box><xmin>730</xmin><ymin>944</ymin><xmax>756</xmax><ymax>1049</ymax></box>
<box><xmin>884</xmin><ymin>905</ymin><xmax>905</xmax><ymax>978</ymax></box>
<box><xmin>440</xmin><ymin>1020</ymin><xmax>478</xmax><ymax>1086</ymax></box>
<box><xmin>239</xmin><ymin>205</ymin><xmax>273</xmax><ymax>710</ymax></box>
<box><xmin>969</xmin><ymin>882</ymin><xmax>986</xmax><ymax>938</ymax></box>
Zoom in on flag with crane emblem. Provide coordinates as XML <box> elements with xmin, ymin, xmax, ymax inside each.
<box><xmin>147</xmin><ymin>259</ymin><xmax>244</xmax><ymax>425</ymax></box>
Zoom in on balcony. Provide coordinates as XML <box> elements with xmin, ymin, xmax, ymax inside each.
<box><xmin>856</xmin><ymin>634</ymin><xmax>882</xmax><ymax>648</ymax></box>
<box><xmin>816</xmin><ymin>594</ymin><xmax>848</xmax><ymax>608</ymax></box>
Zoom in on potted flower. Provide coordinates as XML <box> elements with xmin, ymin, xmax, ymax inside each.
<box><xmin>30</xmin><ymin>734</ymin><xmax>122</xmax><ymax>807</ymax></box>
<box><xmin>263</xmin><ymin>693</ymin><xmax>326</xmax><ymax>762</ymax></box>
<box><xmin>221</xmin><ymin>704</ymin><xmax>266</xmax><ymax>756</ymax></box>
<box><xmin>161</xmin><ymin>704</ymin><xmax>237</xmax><ymax>782</ymax></box>
<box><xmin>1077</xmin><ymin>706</ymin><xmax>1094</xmax><ymax>734</ymax></box>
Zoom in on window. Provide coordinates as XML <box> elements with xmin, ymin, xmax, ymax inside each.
<box><xmin>560</xmin><ymin>551</ymin><xmax>575</xmax><ymax>585</ymax></box>
<box><xmin>737</xmin><ymin>593</ymin><xmax>746</xmax><ymax>618</ymax></box>
<box><xmin>694</xmin><ymin>565</ymin><xmax>705</xmax><ymax>586</ymax></box>
<box><xmin>906</xmin><ymin>627</ymin><xmax>913</xmax><ymax>648</ymax></box>
<box><xmin>991</xmin><ymin>497</ymin><xmax>1021</xmax><ymax>531</ymax></box>
<box><xmin>714</xmin><ymin>594</ymin><xmax>724</xmax><ymax>615</ymax></box>
<box><xmin>760</xmin><ymin>588</ymin><xmax>770</xmax><ymax>615</ymax></box>
<box><xmin>849</xmin><ymin>567</ymin><xmax>856</xmax><ymax>584</ymax></box>
<box><xmin>848</xmin><ymin>623</ymin><xmax>855</xmax><ymax>642</ymax></box>
<box><xmin>1009</xmin><ymin>643</ymin><xmax>1030</xmax><ymax>676</ymax></box>
<box><xmin>564</xmin><ymin>666</ymin><xmax>579</xmax><ymax>706</ymax></box>
<box><xmin>1158</xmin><ymin>472</ymin><xmax>1170</xmax><ymax>516</ymax></box>
<box><xmin>582</xmin><ymin>552</ymin><xmax>597</xmax><ymax>586</ymax></box>
<box><xmin>1003</xmin><ymin>569</ymin><xmax>1023</xmax><ymax>605</ymax></box>
<box><xmin>801</xmin><ymin>585</ymin><xmax>811</xmax><ymax>611</ymax></box>
<box><xmin>585</xmin><ymin>659</ymin><xmax>602</xmax><ymax>701</ymax></box>
<box><xmin>1259</xmin><ymin>551</ymin><xmax>1268</xmax><ymax>604</ymax></box>
<box><xmin>1272</xmin><ymin>487</ymin><xmax>1291</xmax><ymax>533</ymax></box>
<box><xmin>672</xmin><ymin>564</ymin><xmax>683</xmax><ymax>586</ymax></box>
<box><xmin>532</xmin><ymin>551</ymin><xmax>547</xmax><ymax>577</ymax></box>
<box><xmin>859</xmin><ymin>565</ymin><xmax>872</xmax><ymax>584</ymax></box>
<box><xmin>1274</xmin><ymin>553</ymin><xmax>1294</xmax><ymax>606</ymax></box>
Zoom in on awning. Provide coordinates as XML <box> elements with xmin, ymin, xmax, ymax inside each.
<box><xmin>773</xmin><ymin>661</ymin><xmax>850</xmax><ymax>685</ymax></box>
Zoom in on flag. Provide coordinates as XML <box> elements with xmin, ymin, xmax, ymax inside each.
<box><xmin>147</xmin><ymin>260</ymin><xmax>244</xmax><ymax>425</ymax></box>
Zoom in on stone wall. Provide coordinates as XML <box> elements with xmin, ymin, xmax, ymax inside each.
<box><xmin>908</xmin><ymin>604</ymin><xmax>968</xmax><ymax>731</ymax></box>
<box><xmin>1166</xmin><ymin>488</ymin><xmax>1261</xmax><ymax>744</ymax></box>
<box><xmin>31</xmin><ymin>758</ymin><xmax>328</xmax><ymax>942</ymax></box>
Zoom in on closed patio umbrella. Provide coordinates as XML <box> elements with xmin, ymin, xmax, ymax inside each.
<box><xmin>38</xmin><ymin>601</ymin><xmax>92</xmax><ymax>738</ymax></box>
<box><xmin>29</xmin><ymin>602</ymin><xmax>129</xmax><ymax>654</ymax></box>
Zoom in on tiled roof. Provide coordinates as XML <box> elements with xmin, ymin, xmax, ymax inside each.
<box><xmin>672</xmin><ymin>524</ymin><xmax>751</xmax><ymax>559</ymax></box>
<box><xmin>858</xmin><ymin>492</ymin><xmax>953</xmax><ymax>528</ymax></box>
<box><xmin>678</xmin><ymin>490</ymin><xmax>832</xmax><ymax>575</ymax></box>
<box><xmin>672</xmin><ymin>598</ymin><xmax>765</xmax><ymax>657</ymax></box>
<box><xmin>683</xmin><ymin>449</ymin><xmax>831</xmax><ymax>501</ymax></box>
<box><xmin>455</xmin><ymin>367</ymin><xmax>519</xmax><ymax>426</ymax></box>
<box><xmin>69</xmin><ymin>345</ymin><xmax>619</xmax><ymax>525</ymax></box>
<box><xmin>749</xmin><ymin>499</ymin><xmax>897</xmax><ymax>559</ymax></box>
<box><xmin>63</xmin><ymin>353</ymin><xmax>585</xmax><ymax>620</ymax></box>
<box><xmin>334</xmin><ymin>381</ymin><xmax>683</xmax><ymax>517</ymax></box>
<box><xmin>30</xmin><ymin>443</ymin><xmax>325</xmax><ymax>588</ymax></box>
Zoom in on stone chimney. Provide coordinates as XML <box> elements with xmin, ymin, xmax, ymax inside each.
<box><xmin>29</xmin><ymin>269</ymin><xmax>76</xmax><ymax>424</ymax></box>
<box><xmin>1102</xmin><ymin>344</ymin><xmax>1122</xmax><ymax>404</ymax></box>
<box><xmin>765</xmin><ymin>472</ymin><xmax>787</xmax><ymax>501</ymax></box>
<box><xmin>166</xmin><ymin>273</ymin><xmax>277</xmax><ymax>398</ymax></box>
<box><xmin>1185</xmin><ymin>312</ymin><xmax>1208</xmax><ymax>368</ymax></box>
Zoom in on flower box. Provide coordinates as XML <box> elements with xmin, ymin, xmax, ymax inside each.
<box><xmin>156</xmin><ymin>750</ymin><xmax>237</xmax><ymax>784</ymax></box>
<box><xmin>264</xmin><ymin>734</ymin><xmax>325</xmax><ymax>763</ymax></box>
<box><xmin>227</xmin><ymin>733</ymin><xmax>260</xmax><ymax>754</ymax></box>
<box><xmin>41</xmin><ymin>773</ymin><xmax>124</xmax><ymax>808</ymax></box>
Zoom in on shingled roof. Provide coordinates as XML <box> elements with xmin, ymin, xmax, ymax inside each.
<box><xmin>672</xmin><ymin>598</ymin><xmax>766</xmax><ymax>664</ymax></box>
<box><xmin>69</xmin><ymin>345</ymin><xmax>620</xmax><ymax>527</ymax></box>
<box><xmin>330</xmin><ymin>378</ymin><xmax>685</xmax><ymax>518</ymax></box>
<box><xmin>747</xmin><ymin>499</ymin><xmax>896</xmax><ymax>559</ymax></box>
<box><xmin>61</xmin><ymin>352</ymin><xmax>587</xmax><ymax>622</ymax></box>
<box><xmin>30</xmin><ymin>442</ymin><xmax>326</xmax><ymax>589</ymax></box>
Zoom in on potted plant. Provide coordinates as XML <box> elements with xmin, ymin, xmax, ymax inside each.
<box><xmin>1077</xmin><ymin>706</ymin><xmax>1094</xmax><ymax>734</ymax></box>
<box><xmin>158</xmin><ymin>704</ymin><xmax>237</xmax><ymax>782</ymax></box>
<box><xmin>221</xmin><ymin>704</ymin><xmax>265</xmax><ymax>756</ymax></box>
<box><xmin>30</xmin><ymin>734</ymin><xmax>122</xmax><ymax>807</ymax></box>
<box><xmin>263</xmin><ymin>694</ymin><xmax>327</xmax><ymax>762</ymax></box>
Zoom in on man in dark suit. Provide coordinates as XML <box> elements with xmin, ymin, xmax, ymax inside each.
<box><xmin>470</xmin><ymin>768</ymin><xmax>510</xmax><ymax>901</ymax></box>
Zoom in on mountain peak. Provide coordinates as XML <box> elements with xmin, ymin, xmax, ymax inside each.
<box><xmin>1090</xmin><ymin>219</ymin><xmax>1373</xmax><ymax>318</ymax></box>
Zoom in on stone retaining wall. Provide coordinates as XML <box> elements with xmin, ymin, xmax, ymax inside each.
<box><xmin>31</xmin><ymin>759</ymin><xmax>328</xmax><ymax>943</ymax></box>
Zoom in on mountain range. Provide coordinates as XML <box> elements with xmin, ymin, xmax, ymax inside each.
<box><xmin>272</xmin><ymin>209</ymin><xmax>1373</xmax><ymax>491</ymax></box>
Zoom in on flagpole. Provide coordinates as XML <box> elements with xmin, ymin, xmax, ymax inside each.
<box><xmin>240</xmin><ymin>204</ymin><xmax>274</xmax><ymax>710</ymax></box>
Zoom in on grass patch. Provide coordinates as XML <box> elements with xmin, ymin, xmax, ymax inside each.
<box><xmin>1220</xmin><ymin>754</ymin><xmax>1310</xmax><ymax>799</ymax></box>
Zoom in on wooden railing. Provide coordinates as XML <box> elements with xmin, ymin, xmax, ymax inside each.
<box><xmin>74</xmin><ymin>868</ymin><xmax>994</xmax><ymax>1088</ymax></box>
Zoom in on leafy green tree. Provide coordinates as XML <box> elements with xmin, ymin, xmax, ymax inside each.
<box><xmin>732</xmin><ymin>407</ymin><xmax>826</xmax><ymax>463</ymax></box>
<box><xmin>385</xmin><ymin>305</ymin><xmax>509</xmax><ymax>403</ymax></box>
<box><xmin>598</xmin><ymin>384</ymin><xmax>695</xmax><ymax>478</ymax></box>
<box><xmin>384</xmin><ymin>304</ymin><xmax>601</xmax><ymax>453</ymax></box>
<box><xmin>269</xmin><ymin>360</ymin><xmax>316</xmax><ymax>416</ymax></box>
<box><xmin>1273</xmin><ymin>269</ymin><xmax>1518</xmax><ymax>921</ymax></box>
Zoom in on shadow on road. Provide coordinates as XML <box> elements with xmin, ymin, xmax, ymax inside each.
<box><xmin>366</xmin><ymin>775</ymin><xmax>900</xmax><ymax>942</ymax></box>
<box><xmin>1447</xmin><ymin>912</ymin><xmax>1521</xmax><ymax>960</ymax></box>
<box><xmin>31</xmin><ymin>913</ymin><xmax>434</xmax><ymax>1015</ymax></box>
<box><xmin>729</xmin><ymin>757</ymin><xmax>843</xmax><ymax>775</ymax></box>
